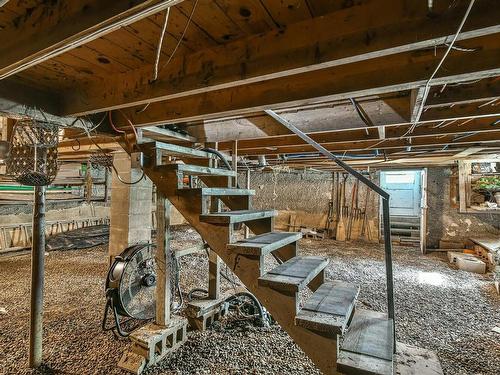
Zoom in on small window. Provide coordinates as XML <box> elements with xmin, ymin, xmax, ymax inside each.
<box><xmin>385</xmin><ymin>172</ymin><xmax>415</xmax><ymax>184</ymax></box>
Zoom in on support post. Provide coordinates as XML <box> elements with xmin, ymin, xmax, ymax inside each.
<box><xmin>245</xmin><ymin>169</ymin><xmax>251</xmax><ymax>239</ymax></box>
<box><xmin>208</xmin><ymin>250</ymin><xmax>220</xmax><ymax>300</ymax></box>
<box><xmin>156</xmin><ymin>192</ymin><xmax>171</xmax><ymax>326</ymax></box>
<box><xmin>232</xmin><ymin>140</ymin><xmax>238</xmax><ymax>188</ymax></box>
<box><xmin>29</xmin><ymin>184</ymin><xmax>46</xmax><ymax>368</ymax></box>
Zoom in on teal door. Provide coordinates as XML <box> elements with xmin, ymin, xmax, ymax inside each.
<box><xmin>380</xmin><ymin>170</ymin><xmax>422</xmax><ymax>217</ymax></box>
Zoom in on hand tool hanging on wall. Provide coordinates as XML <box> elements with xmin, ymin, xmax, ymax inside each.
<box><xmin>360</xmin><ymin>183</ymin><xmax>371</xmax><ymax>241</ymax></box>
<box><xmin>326</xmin><ymin>172</ymin><xmax>335</xmax><ymax>237</ymax></box>
<box><xmin>351</xmin><ymin>180</ymin><xmax>362</xmax><ymax>240</ymax></box>
<box><xmin>347</xmin><ymin>179</ymin><xmax>358</xmax><ymax>240</ymax></box>
<box><xmin>336</xmin><ymin>173</ymin><xmax>347</xmax><ymax>241</ymax></box>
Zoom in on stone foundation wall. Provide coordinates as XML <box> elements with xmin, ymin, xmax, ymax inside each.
<box><xmin>426</xmin><ymin>167</ymin><xmax>500</xmax><ymax>248</ymax></box>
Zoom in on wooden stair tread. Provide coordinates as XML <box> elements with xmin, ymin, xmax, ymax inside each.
<box><xmin>295</xmin><ymin>280</ymin><xmax>359</xmax><ymax>336</ymax></box>
<box><xmin>337</xmin><ymin>309</ymin><xmax>394</xmax><ymax>375</ymax></box>
<box><xmin>141</xmin><ymin>126</ymin><xmax>197</xmax><ymax>142</ymax></box>
<box><xmin>142</xmin><ymin>141</ymin><xmax>213</xmax><ymax>159</ymax></box>
<box><xmin>177</xmin><ymin>188</ymin><xmax>255</xmax><ymax>196</ymax></box>
<box><xmin>200</xmin><ymin>210</ymin><xmax>276</xmax><ymax>224</ymax></box>
<box><xmin>227</xmin><ymin>232</ymin><xmax>302</xmax><ymax>256</ymax></box>
<box><xmin>156</xmin><ymin>163</ymin><xmax>236</xmax><ymax>177</ymax></box>
<box><xmin>258</xmin><ymin>256</ymin><xmax>329</xmax><ymax>292</ymax></box>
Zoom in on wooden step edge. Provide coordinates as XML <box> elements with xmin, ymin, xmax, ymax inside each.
<box><xmin>141</xmin><ymin>141</ymin><xmax>213</xmax><ymax>159</ymax></box>
<box><xmin>141</xmin><ymin>126</ymin><xmax>197</xmax><ymax>142</ymax></box>
<box><xmin>337</xmin><ymin>351</ymin><xmax>393</xmax><ymax>375</ymax></box>
<box><xmin>337</xmin><ymin>309</ymin><xmax>394</xmax><ymax>375</ymax></box>
<box><xmin>176</xmin><ymin>188</ymin><xmax>255</xmax><ymax>196</ymax></box>
<box><xmin>156</xmin><ymin>163</ymin><xmax>236</xmax><ymax>177</ymax></box>
<box><xmin>200</xmin><ymin>210</ymin><xmax>277</xmax><ymax>224</ymax></box>
<box><xmin>258</xmin><ymin>256</ymin><xmax>330</xmax><ymax>293</ymax></box>
<box><xmin>295</xmin><ymin>281</ymin><xmax>359</xmax><ymax>336</ymax></box>
<box><xmin>227</xmin><ymin>232</ymin><xmax>302</xmax><ymax>256</ymax></box>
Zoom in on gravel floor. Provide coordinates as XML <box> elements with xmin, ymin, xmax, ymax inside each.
<box><xmin>0</xmin><ymin>226</ymin><xmax>498</xmax><ymax>375</ymax></box>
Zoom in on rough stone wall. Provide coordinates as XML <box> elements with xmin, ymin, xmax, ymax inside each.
<box><xmin>426</xmin><ymin>167</ymin><xmax>500</xmax><ymax>248</ymax></box>
<box><xmin>240</xmin><ymin>169</ymin><xmax>380</xmax><ymax>234</ymax></box>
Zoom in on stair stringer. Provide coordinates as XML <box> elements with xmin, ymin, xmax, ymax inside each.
<box><xmin>146</xmin><ymin>167</ymin><xmax>341</xmax><ymax>375</ymax></box>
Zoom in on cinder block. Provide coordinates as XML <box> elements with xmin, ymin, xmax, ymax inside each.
<box><xmin>448</xmin><ymin>251</ymin><xmax>476</xmax><ymax>264</ymax></box>
<box><xmin>457</xmin><ymin>257</ymin><xmax>486</xmax><ymax>274</ymax></box>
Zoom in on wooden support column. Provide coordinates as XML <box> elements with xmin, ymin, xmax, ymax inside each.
<box><xmin>208</xmin><ymin>250</ymin><xmax>220</xmax><ymax>300</ymax></box>
<box><xmin>245</xmin><ymin>169</ymin><xmax>251</xmax><ymax>239</ymax></box>
<box><xmin>29</xmin><ymin>183</ymin><xmax>46</xmax><ymax>368</ymax></box>
<box><xmin>232</xmin><ymin>140</ymin><xmax>238</xmax><ymax>188</ymax></box>
<box><xmin>155</xmin><ymin>192</ymin><xmax>171</xmax><ymax>326</ymax></box>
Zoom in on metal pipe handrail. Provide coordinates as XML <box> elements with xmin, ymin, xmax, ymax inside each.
<box><xmin>265</xmin><ymin>110</ymin><xmax>395</xmax><ymax>349</ymax></box>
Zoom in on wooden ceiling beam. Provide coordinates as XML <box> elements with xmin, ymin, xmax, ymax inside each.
<box><xmin>225</xmin><ymin>129</ymin><xmax>500</xmax><ymax>156</ymax></box>
<box><xmin>189</xmin><ymin>99</ymin><xmax>499</xmax><ymax>143</ymax></box>
<box><xmin>113</xmin><ymin>35</ymin><xmax>500</xmax><ymax>127</ymax></box>
<box><xmin>62</xmin><ymin>0</ymin><xmax>500</xmax><ymax>116</ymax></box>
<box><xmin>217</xmin><ymin>116</ymin><xmax>499</xmax><ymax>151</ymax></box>
<box><xmin>426</xmin><ymin>77</ymin><xmax>500</xmax><ymax>107</ymax></box>
<box><xmin>0</xmin><ymin>0</ymin><xmax>184</xmax><ymax>80</ymax></box>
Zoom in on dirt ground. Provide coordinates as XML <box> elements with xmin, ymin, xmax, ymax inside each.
<box><xmin>0</xmin><ymin>226</ymin><xmax>499</xmax><ymax>375</ymax></box>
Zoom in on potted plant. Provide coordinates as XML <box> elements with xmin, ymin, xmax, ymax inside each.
<box><xmin>473</xmin><ymin>176</ymin><xmax>500</xmax><ymax>204</ymax></box>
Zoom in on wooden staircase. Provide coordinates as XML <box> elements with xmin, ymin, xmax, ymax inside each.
<box><xmin>131</xmin><ymin>140</ymin><xmax>395</xmax><ymax>375</ymax></box>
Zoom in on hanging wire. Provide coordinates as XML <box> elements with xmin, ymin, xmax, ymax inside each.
<box><xmin>404</xmin><ymin>0</ymin><xmax>476</xmax><ymax>137</ymax></box>
<box><xmin>153</xmin><ymin>7</ymin><xmax>171</xmax><ymax>82</ymax></box>
<box><xmin>136</xmin><ymin>0</ymin><xmax>200</xmax><ymax>114</ymax></box>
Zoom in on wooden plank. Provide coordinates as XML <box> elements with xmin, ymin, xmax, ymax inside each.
<box><xmin>0</xmin><ymin>0</ymin><xmax>185</xmax><ymax>79</ymax></box>
<box><xmin>63</xmin><ymin>0</ymin><xmax>500</xmax><ymax>116</ymax></box>
<box><xmin>296</xmin><ymin>280</ymin><xmax>359</xmax><ymax>336</ymax></box>
<box><xmin>227</xmin><ymin>231</ymin><xmax>302</xmax><ymax>256</ymax></box>
<box><xmin>142</xmin><ymin>126</ymin><xmax>197</xmax><ymax>142</ymax></box>
<box><xmin>200</xmin><ymin>209</ymin><xmax>277</xmax><ymax>224</ymax></box>
<box><xmin>155</xmin><ymin>192</ymin><xmax>172</xmax><ymax>326</ymax></box>
<box><xmin>340</xmin><ymin>309</ymin><xmax>394</xmax><ymax>361</ymax></box>
<box><xmin>142</xmin><ymin>141</ymin><xmax>212</xmax><ymax>159</ymax></box>
<box><xmin>156</xmin><ymin>163</ymin><xmax>236</xmax><ymax>177</ymax></box>
<box><xmin>113</xmin><ymin>35</ymin><xmax>500</xmax><ymax>126</ymax></box>
<box><xmin>177</xmin><ymin>187</ymin><xmax>255</xmax><ymax>196</ymax></box>
<box><xmin>258</xmin><ymin>256</ymin><xmax>329</xmax><ymax>292</ymax></box>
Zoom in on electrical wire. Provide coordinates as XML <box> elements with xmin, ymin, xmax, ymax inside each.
<box><xmin>153</xmin><ymin>7</ymin><xmax>171</xmax><ymax>82</ymax></box>
<box><xmin>159</xmin><ymin>0</ymin><xmax>199</xmax><ymax>73</ymax></box>
<box><xmin>136</xmin><ymin>0</ymin><xmax>199</xmax><ymax>114</ymax></box>
<box><xmin>404</xmin><ymin>0</ymin><xmax>476</xmax><ymax>137</ymax></box>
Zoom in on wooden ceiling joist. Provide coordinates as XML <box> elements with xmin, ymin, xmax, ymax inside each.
<box><xmin>112</xmin><ymin>34</ymin><xmax>500</xmax><ymax>127</ymax></box>
<box><xmin>62</xmin><ymin>0</ymin><xmax>500</xmax><ymax>116</ymax></box>
<box><xmin>186</xmin><ymin>98</ymin><xmax>499</xmax><ymax>143</ymax></box>
<box><xmin>217</xmin><ymin>117</ymin><xmax>500</xmax><ymax>152</ymax></box>
<box><xmin>426</xmin><ymin>77</ymin><xmax>500</xmax><ymax>107</ymax></box>
<box><xmin>223</xmin><ymin>129</ymin><xmax>500</xmax><ymax>156</ymax></box>
<box><xmin>0</xmin><ymin>0</ymin><xmax>184</xmax><ymax>80</ymax></box>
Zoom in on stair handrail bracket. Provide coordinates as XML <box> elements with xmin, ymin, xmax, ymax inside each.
<box><xmin>264</xmin><ymin>110</ymin><xmax>395</xmax><ymax>349</ymax></box>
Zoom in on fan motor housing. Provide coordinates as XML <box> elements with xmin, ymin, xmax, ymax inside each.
<box><xmin>106</xmin><ymin>243</ymin><xmax>157</xmax><ymax>320</ymax></box>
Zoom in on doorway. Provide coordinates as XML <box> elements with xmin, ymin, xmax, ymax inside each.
<box><xmin>380</xmin><ymin>170</ymin><xmax>426</xmax><ymax>250</ymax></box>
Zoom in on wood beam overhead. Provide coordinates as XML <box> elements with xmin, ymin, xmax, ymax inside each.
<box><xmin>113</xmin><ymin>35</ymin><xmax>500</xmax><ymax>127</ymax></box>
<box><xmin>426</xmin><ymin>77</ymin><xmax>500</xmax><ymax>106</ymax></box>
<box><xmin>217</xmin><ymin>117</ymin><xmax>500</xmax><ymax>152</ymax></box>
<box><xmin>0</xmin><ymin>0</ymin><xmax>184</xmax><ymax>80</ymax></box>
<box><xmin>222</xmin><ymin>128</ymin><xmax>500</xmax><ymax>156</ymax></box>
<box><xmin>63</xmin><ymin>0</ymin><xmax>500</xmax><ymax>116</ymax></box>
<box><xmin>187</xmin><ymin>99</ymin><xmax>499</xmax><ymax>142</ymax></box>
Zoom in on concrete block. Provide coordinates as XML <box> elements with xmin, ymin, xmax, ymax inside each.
<box><xmin>448</xmin><ymin>251</ymin><xmax>476</xmax><ymax>264</ymax></box>
<box><xmin>457</xmin><ymin>257</ymin><xmax>486</xmax><ymax>274</ymax></box>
